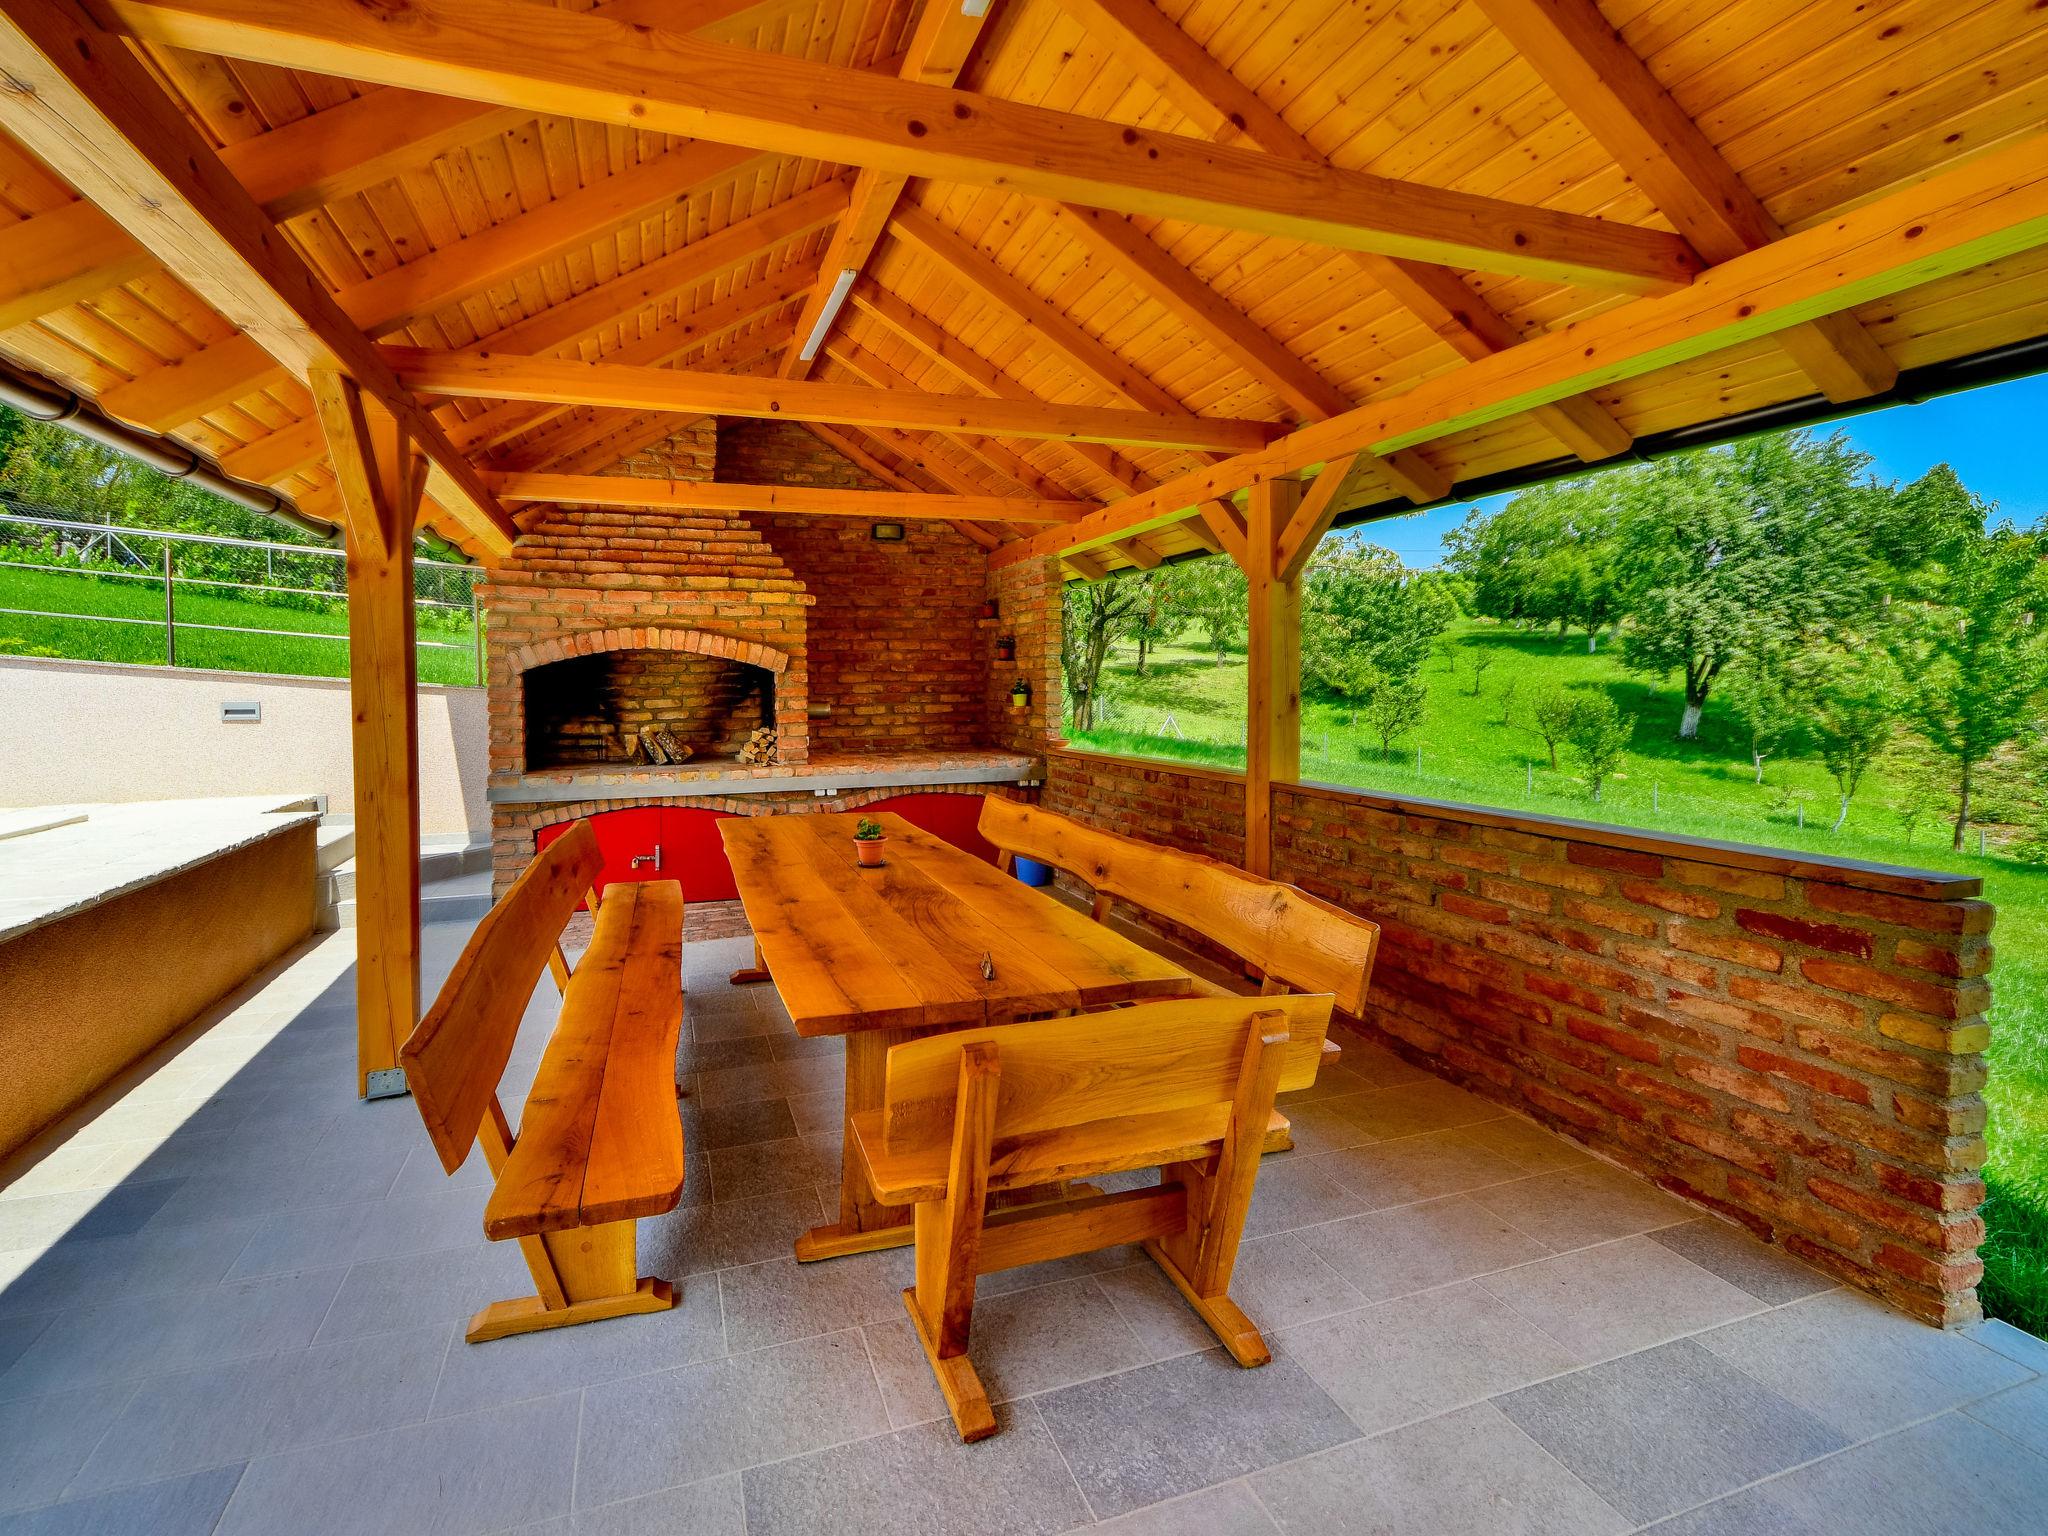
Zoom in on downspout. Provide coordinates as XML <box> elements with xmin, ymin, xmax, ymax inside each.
<box><xmin>0</xmin><ymin>357</ymin><xmax>342</xmax><ymax>542</ymax></box>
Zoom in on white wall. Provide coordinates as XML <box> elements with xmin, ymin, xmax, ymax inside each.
<box><xmin>0</xmin><ymin>656</ymin><xmax>488</xmax><ymax>837</ymax></box>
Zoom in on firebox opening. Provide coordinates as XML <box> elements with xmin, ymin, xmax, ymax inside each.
<box><xmin>521</xmin><ymin>648</ymin><xmax>775</xmax><ymax>771</ymax></box>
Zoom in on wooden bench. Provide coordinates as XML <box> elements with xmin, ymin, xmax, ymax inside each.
<box><xmin>399</xmin><ymin>820</ymin><xmax>688</xmax><ymax>1343</ymax></box>
<box><xmin>852</xmin><ymin>991</ymin><xmax>1333</xmax><ymax>1441</ymax></box>
<box><xmin>979</xmin><ymin>798</ymin><xmax>1378</xmax><ymax>1147</ymax></box>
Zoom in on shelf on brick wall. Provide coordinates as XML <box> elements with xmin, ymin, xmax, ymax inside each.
<box><xmin>487</xmin><ymin>748</ymin><xmax>1044</xmax><ymax>805</ymax></box>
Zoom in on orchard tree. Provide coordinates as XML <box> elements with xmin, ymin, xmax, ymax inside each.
<box><xmin>1445</xmin><ymin>482</ymin><xmax>1620</xmax><ymax>646</ymax></box>
<box><xmin>1060</xmin><ymin>571</ymin><xmax>1149</xmax><ymax>732</ymax></box>
<box><xmin>1564</xmin><ymin>694</ymin><xmax>1633</xmax><ymax>801</ymax></box>
<box><xmin>1124</xmin><ymin>566</ymin><xmax>1186</xmax><ymax>677</ymax></box>
<box><xmin>1362</xmin><ymin>673</ymin><xmax>1428</xmax><ymax>758</ymax></box>
<box><xmin>1173</xmin><ymin>553</ymin><xmax>1247</xmax><ymax>664</ymax></box>
<box><xmin>1529</xmin><ymin>684</ymin><xmax>1574</xmax><ymax>770</ymax></box>
<box><xmin>1720</xmin><ymin>641</ymin><xmax>1803</xmax><ymax>783</ymax></box>
<box><xmin>1893</xmin><ymin>468</ymin><xmax>2048</xmax><ymax>848</ymax></box>
<box><xmin>1619</xmin><ymin>431</ymin><xmax>1884</xmax><ymax>739</ymax></box>
<box><xmin>1805</xmin><ymin>649</ymin><xmax>1901</xmax><ymax>832</ymax></box>
<box><xmin>1301</xmin><ymin>539</ymin><xmax>1454</xmax><ymax>700</ymax></box>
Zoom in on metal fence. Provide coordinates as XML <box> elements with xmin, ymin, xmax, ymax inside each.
<box><xmin>0</xmin><ymin>511</ymin><xmax>484</xmax><ymax>683</ymax></box>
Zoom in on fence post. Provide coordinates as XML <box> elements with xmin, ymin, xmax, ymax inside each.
<box><xmin>162</xmin><ymin>542</ymin><xmax>176</xmax><ymax>666</ymax></box>
<box><xmin>470</xmin><ymin>581</ymin><xmax>483</xmax><ymax>687</ymax></box>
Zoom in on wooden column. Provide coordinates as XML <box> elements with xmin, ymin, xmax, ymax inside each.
<box><xmin>313</xmin><ymin>371</ymin><xmax>427</xmax><ymax>1098</ymax></box>
<box><xmin>1243</xmin><ymin>477</ymin><xmax>1301</xmax><ymax>877</ymax></box>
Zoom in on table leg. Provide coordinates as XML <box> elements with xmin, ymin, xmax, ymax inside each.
<box><xmin>795</xmin><ymin>1028</ymin><xmax>916</xmax><ymax>1261</ymax></box>
<box><xmin>729</xmin><ymin>938</ymin><xmax>771</xmax><ymax>986</ymax></box>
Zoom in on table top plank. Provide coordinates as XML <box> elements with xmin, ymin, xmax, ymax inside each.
<box><xmin>720</xmin><ymin>812</ymin><xmax>1194</xmax><ymax>1035</ymax></box>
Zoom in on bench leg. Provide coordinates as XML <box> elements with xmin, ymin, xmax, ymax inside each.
<box><xmin>466</xmin><ymin>1220</ymin><xmax>675</xmax><ymax>1344</ymax></box>
<box><xmin>728</xmin><ymin>938</ymin><xmax>771</xmax><ymax>986</ymax></box>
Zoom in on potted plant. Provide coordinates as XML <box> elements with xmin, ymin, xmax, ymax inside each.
<box><xmin>1009</xmin><ymin>677</ymin><xmax>1031</xmax><ymax>711</ymax></box>
<box><xmin>852</xmin><ymin>815</ymin><xmax>887</xmax><ymax>867</ymax></box>
<box><xmin>980</xmin><ymin>598</ymin><xmax>998</xmax><ymax>620</ymax></box>
<box><xmin>995</xmin><ymin>634</ymin><xmax>1015</xmax><ymax>661</ymax></box>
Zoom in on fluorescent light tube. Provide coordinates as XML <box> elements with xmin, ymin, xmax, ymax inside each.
<box><xmin>961</xmin><ymin>0</ymin><xmax>990</xmax><ymax>15</ymax></box>
<box><xmin>798</xmin><ymin>268</ymin><xmax>859</xmax><ymax>361</ymax></box>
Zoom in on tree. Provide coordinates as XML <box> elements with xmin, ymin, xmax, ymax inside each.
<box><xmin>1805</xmin><ymin>650</ymin><xmax>1901</xmax><ymax>831</ymax></box>
<box><xmin>1893</xmin><ymin>468</ymin><xmax>2048</xmax><ymax>847</ymax></box>
<box><xmin>1445</xmin><ymin>480</ymin><xmax>1622</xmax><ymax>649</ymax></box>
<box><xmin>1172</xmin><ymin>553</ymin><xmax>1247</xmax><ymax>664</ymax></box>
<box><xmin>1301</xmin><ymin>539</ymin><xmax>1454</xmax><ymax>700</ymax></box>
<box><xmin>1362</xmin><ymin>673</ymin><xmax>1428</xmax><ymax>758</ymax></box>
<box><xmin>1530</xmin><ymin>684</ymin><xmax>1574</xmax><ymax>771</ymax></box>
<box><xmin>1496</xmin><ymin>675</ymin><xmax>1521</xmax><ymax>729</ymax></box>
<box><xmin>1124</xmin><ymin>567</ymin><xmax>1186</xmax><ymax>677</ymax></box>
<box><xmin>1720</xmin><ymin>642</ymin><xmax>1802</xmax><ymax>783</ymax></box>
<box><xmin>1060</xmin><ymin>572</ymin><xmax>1149</xmax><ymax>732</ymax></box>
<box><xmin>1564</xmin><ymin>693</ymin><xmax>1633</xmax><ymax>801</ymax></box>
<box><xmin>1617</xmin><ymin>431</ymin><xmax>1885</xmax><ymax>739</ymax></box>
<box><xmin>1461</xmin><ymin>645</ymin><xmax>1495</xmax><ymax>696</ymax></box>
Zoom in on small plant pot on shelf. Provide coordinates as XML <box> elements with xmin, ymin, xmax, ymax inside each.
<box><xmin>995</xmin><ymin>637</ymin><xmax>1015</xmax><ymax>661</ymax></box>
<box><xmin>1008</xmin><ymin>678</ymin><xmax>1032</xmax><ymax>712</ymax></box>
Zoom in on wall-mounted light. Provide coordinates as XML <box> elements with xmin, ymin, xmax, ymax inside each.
<box><xmin>960</xmin><ymin>0</ymin><xmax>991</xmax><ymax>15</ymax></box>
<box><xmin>871</xmin><ymin>522</ymin><xmax>906</xmax><ymax>542</ymax></box>
<box><xmin>798</xmin><ymin>268</ymin><xmax>860</xmax><ymax>361</ymax></box>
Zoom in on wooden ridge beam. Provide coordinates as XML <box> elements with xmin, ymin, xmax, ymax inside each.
<box><xmin>1053</xmin><ymin>0</ymin><xmax>1632</xmax><ymax>466</ymax></box>
<box><xmin>98</xmin><ymin>0</ymin><xmax>1702</xmax><ymax>292</ymax></box>
<box><xmin>991</xmin><ymin>132</ymin><xmax>2048</xmax><ymax>567</ymax></box>
<box><xmin>0</xmin><ymin>0</ymin><xmax>511</xmax><ymax>558</ymax></box>
<box><xmin>781</xmin><ymin>0</ymin><xmax>996</xmax><ymax>378</ymax></box>
<box><xmin>1474</xmin><ymin>0</ymin><xmax>1897</xmax><ymax>404</ymax></box>
<box><xmin>487</xmin><ymin>473</ymin><xmax>1088</xmax><ymax>525</ymax></box>
<box><xmin>383</xmin><ymin>346</ymin><xmax>1283</xmax><ymax>452</ymax></box>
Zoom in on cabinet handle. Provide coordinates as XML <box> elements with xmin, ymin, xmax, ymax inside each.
<box><xmin>630</xmin><ymin>844</ymin><xmax>663</xmax><ymax>871</ymax></box>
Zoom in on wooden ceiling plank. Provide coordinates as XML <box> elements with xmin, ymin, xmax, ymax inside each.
<box><xmin>780</xmin><ymin>0</ymin><xmax>999</xmax><ymax>378</ymax></box>
<box><xmin>0</xmin><ymin>0</ymin><xmax>513</xmax><ymax>555</ymax></box>
<box><xmin>1474</xmin><ymin>0</ymin><xmax>1897</xmax><ymax>403</ymax></box>
<box><xmin>992</xmin><ymin>130</ymin><xmax>2048</xmax><ymax>567</ymax></box>
<box><xmin>1053</xmin><ymin>0</ymin><xmax>1633</xmax><ymax>465</ymax></box>
<box><xmin>1062</xmin><ymin>549</ymin><xmax>1112</xmax><ymax>581</ymax></box>
<box><xmin>97</xmin><ymin>0</ymin><xmax>1704</xmax><ymax>292</ymax></box>
<box><xmin>489</xmin><ymin>473</ymin><xmax>1086</xmax><ymax>525</ymax></box>
<box><xmin>0</xmin><ymin>197</ymin><xmax>155</xmax><ymax>329</ymax></box>
<box><xmin>383</xmin><ymin>346</ymin><xmax>1282</xmax><ymax>452</ymax></box>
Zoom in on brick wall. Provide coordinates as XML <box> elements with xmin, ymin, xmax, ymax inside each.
<box><xmin>1042</xmin><ymin>749</ymin><xmax>1994</xmax><ymax>1327</ymax></box>
<box><xmin>717</xmin><ymin>420</ymin><xmax>990</xmax><ymax>751</ymax></box>
<box><xmin>986</xmin><ymin>555</ymin><xmax>1065</xmax><ymax>755</ymax></box>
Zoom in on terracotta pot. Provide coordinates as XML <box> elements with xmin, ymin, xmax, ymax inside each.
<box><xmin>855</xmin><ymin>836</ymin><xmax>887</xmax><ymax>867</ymax></box>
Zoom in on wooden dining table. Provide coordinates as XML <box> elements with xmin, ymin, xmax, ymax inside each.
<box><xmin>719</xmin><ymin>809</ymin><xmax>1196</xmax><ymax>1260</ymax></box>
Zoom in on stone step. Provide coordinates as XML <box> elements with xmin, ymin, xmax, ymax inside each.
<box><xmin>314</xmin><ymin>823</ymin><xmax>491</xmax><ymax>930</ymax></box>
<box><xmin>334</xmin><ymin>867</ymin><xmax>492</xmax><ymax>929</ymax></box>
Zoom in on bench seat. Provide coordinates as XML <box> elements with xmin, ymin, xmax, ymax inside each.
<box><xmin>486</xmin><ymin>880</ymin><xmax>686</xmax><ymax>1241</ymax></box>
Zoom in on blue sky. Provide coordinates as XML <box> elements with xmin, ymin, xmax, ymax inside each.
<box><xmin>1362</xmin><ymin>371</ymin><xmax>2048</xmax><ymax>568</ymax></box>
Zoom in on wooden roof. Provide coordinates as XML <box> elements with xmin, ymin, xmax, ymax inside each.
<box><xmin>1</xmin><ymin>0</ymin><xmax>2045</xmax><ymax>571</ymax></box>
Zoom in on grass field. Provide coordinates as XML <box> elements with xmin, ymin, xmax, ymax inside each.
<box><xmin>1074</xmin><ymin>619</ymin><xmax>2048</xmax><ymax>1334</ymax></box>
<box><xmin>0</xmin><ymin>563</ymin><xmax>482</xmax><ymax>686</ymax></box>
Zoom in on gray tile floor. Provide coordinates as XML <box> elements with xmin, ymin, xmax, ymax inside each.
<box><xmin>3</xmin><ymin>923</ymin><xmax>2046</xmax><ymax>1534</ymax></box>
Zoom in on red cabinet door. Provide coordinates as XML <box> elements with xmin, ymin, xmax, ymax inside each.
<box><xmin>535</xmin><ymin>805</ymin><xmax>740</xmax><ymax>906</ymax></box>
<box><xmin>860</xmin><ymin>793</ymin><xmax>998</xmax><ymax>864</ymax></box>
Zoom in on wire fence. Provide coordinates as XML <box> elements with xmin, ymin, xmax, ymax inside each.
<box><xmin>0</xmin><ymin>511</ymin><xmax>485</xmax><ymax>684</ymax></box>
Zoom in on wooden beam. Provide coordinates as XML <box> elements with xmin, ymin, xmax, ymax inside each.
<box><xmin>1179</xmin><ymin>514</ymin><xmax>1223</xmax><ymax>556</ymax></box>
<box><xmin>781</xmin><ymin>0</ymin><xmax>997</xmax><ymax>378</ymax></box>
<box><xmin>97</xmin><ymin>332</ymin><xmax>287</xmax><ymax>431</ymax></box>
<box><xmin>487</xmin><ymin>473</ymin><xmax>1087</xmax><ymax>525</ymax></box>
<box><xmin>1242</xmin><ymin>476</ymin><xmax>1299</xmax><ymax>878</ymax></box>
<box><xmin>1062</xmin><ymin>550</ymin><xmax>1112</xmax><ymax>581</ymax></box>
<box><xmin>1195</xmin><ymin>499</ymin><xmax>1247</xmax><ymax>568</ymax></box>
<box><xmin>0</xmin><ymin>197</ymin><xmax>154</xmax><ymax>329</ymax></box>
<box><xmin>1277</xmin><ymin>455</ymin><xmax>1373</xmax><ymax>583</ymax></box>
<box><xmin>1054</xmin><ymin>0</ymin><xmax>1633</xmax><ymax>465</ymax></box>
<box><xmin>383</xmin><ymin>347</ymin><xmax>1282</xmax><ymax>451</ymax></box>
<box><xmin>847</xmin><ymin>277</ymin><xmax>1153</xmax><ymax>498</ymax></box>
<box><xmin>1474</xmin><ymin>0</ymin><xmax>1896</xmax><ymax>404</ymax></box>
<box><xmin>992</xmin><ymin>131</ymin><xmax>2048</xmax><ymax>568</ymax></box>
<box><xmin>99</xmin><ymin>0</ymin><xmax>1702</xmax><ymax>292</ymax></box>
<box><xmin>0</xmin><ymin>0</ymin><xmax>514</xmax><ymax>557</ymax></box>
<box><xmin>1109</xmin><ymin>537</ymin><xmax>1161</xmax><ymax>570</ymax></box>
<box><xmin>310</xmin><ymin>370</ymin><xmax>425</xmax><ymax>1096</ymax></box>
<box><xmin>798</xmin><ymin>424</ymin><xmax>1004</xmax><ymax>550</ymax></box>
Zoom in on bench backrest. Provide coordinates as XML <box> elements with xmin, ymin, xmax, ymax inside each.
<box><xmin>401</xmin><ymin>819</ymin><xmax>605</xmax><ymax>1173</ymax></box>
<box><xmin>880</xmin><ymin>991</ymin><xmax>1332</xmax><ymax>1154</ymax></box>
<box><xmin>978</xmin><ymin>798</ymin><xmax>1378</xmax><ymax>1015</ymax></box>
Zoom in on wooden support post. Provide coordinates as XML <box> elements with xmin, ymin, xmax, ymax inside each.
<box><xmin>1243</xmin><ymin>478</ymin><xmax>1300</xmax><ymax>878</ymax></box>
<box><xmin>314</xmin><ymin>370</ymin><xmax>427</xmax><ymax>1098</ymax></box>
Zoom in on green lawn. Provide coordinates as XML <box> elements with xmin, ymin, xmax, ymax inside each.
<box><xmin>0</xmin><ymin>563</ymin><xmax>482</xmax><ymax>686</ymax></box>
<box><xmin>1075</xmin><ymin>620</ymin><xmax>2048</xmax><ymax>1335</ymax></box>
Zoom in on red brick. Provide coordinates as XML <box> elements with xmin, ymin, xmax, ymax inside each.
<box><xmin>1618</xmin><ymin>880</ymin><xmax>1721</xmax><ymax>919</ymax></box>
<box><xmin>1729</xmin><ymin>1108</ymin><xmax>1860</xmax><ymax>1173</ymax></box>
<box><xmin>1805</xmin><ymin>884</ymin><xmax>1993</xmax><ymax>935</ymax></box>
<box><xmin>1669</xmin><ymin>860</ymin><xmax>1787</xmax><ymax>900</ymax></box>
<box><xmin>1669</xmin><ymin>992</ymin><xmax>1784</xmax><ymax>1041</ymax></box>
<box><xmin>1875</xmin><ymin>1163</ymin><xmax>1986</xmax><ymax>1212</ymax></box>
<box><xmin>1665</xmin><ymin>1117</ymin><xmax>1780</xmax><ymax>1179</ymax></box>
<box><xmin>1735</xmin><ymin>908</ymin><xmax>1874</xmax><ymax>958</ymax></box>
<box><xmin>1727</xmin><ymin>974</ymin><xmax>1863</xmax><ymax>1028</ymax></box>
<box><xmin>1616</xmin><ymin>1069</ymin><xmax>1715</xmax><ymax>1119</ymax></box>
<box><xmin>1892</xmin><ymin>938</ymin><xmax>1989</xmax><ymax>978</ymax></box>
<box><xmin>1668</xmin><ymin>922</ymin><xmax>1784</xmax><ymax>972</ymax></box>
<box><xmin>1613</xmin><ymin>943</ymin><xmax>1719</xmax><ymax>990</ymax></box>
<box><xmin>1674</xmin><ymin>1056</ymin><xmax>1793</xmax><ymax>1113</ymax></box>
<box><xmin>1441</xmin><ymin>891</ymin><xmax>1514</xmax><ymax>925</ymax></box>
<box><xmin>1800</xmin><ymin>958</ymin><xmax>1980</xmax><ymax>1018</ymax></box>
<box><xmin>1568</xmin><ymin>842</ymin><xmax>1665</xmax><ymax>878</ymax></box>
<box><xmin>1567</xmin><ymin>1015</ymin><xmax>1662</xmax><ymax>1064</ymax></box>
<box><xmin>1728</xmin><ymin>1174</ymin><xmax>1866</xmax><ymax>1248</ymax></box>
<box><xmin>1736</xmin><ymin>1046</ymin><xmax>1873</xmax><ymax>1105</ymax></box>
<box><xmin>1561</xmin><ymin>897</ymin><xmax>1659</xmax><ymax>939</ymax></box>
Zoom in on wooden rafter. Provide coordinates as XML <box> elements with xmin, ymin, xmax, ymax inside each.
<box><xmin>0</xmin><ymin>0</ymin><xmax>515</xmax><ymax>555</ymax></box>
<box><xmin>1052</xmin><ymin>0</ymin><xmax>1634</xmax><ymax>466</ymax></box>
<box><xmin>98</xmin><ymin>0</ymin><xmax>1703</xmax><ymax>292</ymax></box>
<box><xmin>1474</xmin><ymin>0</ymin><xmax>1897</xmax><ymax>404</ymax></box>
<box><xmin>994</xmin><ymin>132</ymin><xmax>2048</xmax><ymax>566</ymax></box>
<box><xmin>486</xmin><ymin>473</ymin><xmax>1090</xmax><ymax>525</ymax></box>
<box><xmin>780</xmin><ymin>0</ymin><xmax>997</xmax><ymax>378</ymax></box>
<box><xmin>383</xmin><ymin>347</ymin><xmax>1283</xmax><ymax>452</ymax></box>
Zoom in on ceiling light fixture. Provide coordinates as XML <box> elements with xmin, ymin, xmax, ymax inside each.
<box><xmin>798</xmin><ymin>268</ymin><xmax>860</xmax><ymax>361</ymax></box>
